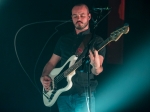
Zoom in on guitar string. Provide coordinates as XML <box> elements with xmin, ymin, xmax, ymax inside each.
<box><xmin>54</xmin><ymin>64</ymin><xmax>74</xmax><ymax>83</ymax></box>
<box><xmin>54</xmin><ymin>58</ymin><xmax>83</xmax><ymax>84</ymax></box>
<box><xmin>54</xmin><ymin>60</ymin><xmax>77</xmax><ymax>83</ymax></box>
<box><xmin>54</xmin><ymin>73</ymin><xmax>63</xmax><ymax>84</ymax></box>
<box><xmin>53</xmin><ymin>49</ymin><xmax>84</xmax><ymax>84</ymax></box>
<box><xmin>54</xmin><ymin>65</ymin><xmax>69</xmax><ymax>83</ymax></box>
<box><xmin>55</xmin><ymin>72</ymin><xmax>65</xmax><ymax>84</ymax></box>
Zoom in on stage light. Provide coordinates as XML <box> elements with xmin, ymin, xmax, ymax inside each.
<box><xmin>96</xmin><ymin>33</ymin><xmax>150</xmax><ymax>111</ymax></box>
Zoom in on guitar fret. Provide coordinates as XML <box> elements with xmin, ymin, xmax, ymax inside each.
<box><xmin>54</xmin><ymin>58</ymin><xmax>83</xmax><ymax>83</ymax></box>
<box><xmin>97</xmin><ymin>38</ymin><xmax>110</xmax><ymax>52</ymax></box>
<box><xmin>54</xmin><ymin>72</ymin><xmax>64</xmax><ymax>84</ymax></box>
<box><xmin>64</xmin><ymin>59</ymin><xmax>82</xmax><ymax>77</ymax></box>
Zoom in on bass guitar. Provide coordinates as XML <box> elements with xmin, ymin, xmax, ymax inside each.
<box><xmin>43</xmin><ymin>24</ymin><xmax>129</xmax><ymax>107</ymax></box>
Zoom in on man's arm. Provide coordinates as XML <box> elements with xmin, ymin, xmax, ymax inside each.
<box><xmin>89</xmin><ymin>50</ymin><xmax>104</xmax><ymax>75</ymax></box>
<box><xmin>40</xmin><ymin>54</ymin><xmax>61</xmax><ymax>91</ymax></box>
<box><xmin>42</xmin><ymin>54</ymin><xmax>61</xmax><ymax>77</ymax></box>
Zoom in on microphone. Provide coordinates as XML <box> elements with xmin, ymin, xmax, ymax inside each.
<box><xmin>93</xmin><ymin>7</ymin><xmax>111</xmax><ymax>11</ymax></box>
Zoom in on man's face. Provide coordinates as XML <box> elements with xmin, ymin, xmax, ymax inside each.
<box><xmin>71</xmin><ymin>5</ymin><xmax>91</xmax><ymax>30</ymax></box>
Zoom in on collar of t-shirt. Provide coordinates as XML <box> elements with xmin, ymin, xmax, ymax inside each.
<box><xmin>73</xmin><ymin>28</ymin><xmax>91</xmax><ymax>36</ymax></box>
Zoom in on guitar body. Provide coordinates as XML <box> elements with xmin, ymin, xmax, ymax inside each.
<box><xmin>43</xmin><ymin>55</ymin><xmax>78</xmax><ymax>107</ymax></box>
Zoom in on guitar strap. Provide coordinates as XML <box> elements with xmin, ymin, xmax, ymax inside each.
<box><xmin>75</xmin><ymin>34</ymin><xmax>92</xmax><ymax>57</ymax></box>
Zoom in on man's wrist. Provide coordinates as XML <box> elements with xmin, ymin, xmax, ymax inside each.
<box><xmin>92</xmin><ymin>66</ymin><xmax>103</xmax><ymax>75</ymax></box>
<box><xmin>93</xmin><ymin>65</ymin><xmax>102</xmax><ymax>70</ymax></box>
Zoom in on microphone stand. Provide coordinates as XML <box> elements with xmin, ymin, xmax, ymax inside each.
<box><xmin>84</xmin><ymin>10</ymin><xmax>103</xmax><ymax>112</ymax></box>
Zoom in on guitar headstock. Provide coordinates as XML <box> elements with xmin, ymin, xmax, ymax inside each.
<box><xmin>110</xmin><ymin>23</ymin><xmax>129</xmax><ymax>42</ymax></box>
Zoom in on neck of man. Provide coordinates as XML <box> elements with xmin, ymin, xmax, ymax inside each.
<box><xmin>75</xmin><ymin>26</ymin><xmax>89</xmax><ymax>35</ymax></box>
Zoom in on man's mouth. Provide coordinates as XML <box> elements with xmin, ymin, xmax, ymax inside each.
<box><xmin>76</xmin><ymin>21</ymin><xmax>82</xmax><ymax>24</ymax></box>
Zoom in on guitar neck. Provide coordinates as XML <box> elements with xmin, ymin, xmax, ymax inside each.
<box><xmin>64</xmin><ymin>58</ymin><xmax>83</xmax><ymax>77</ymax></box>
<box><xmin>97</xmin><ymin>37</ymin><xmax>111</xmax><ymax>52</ymax></box>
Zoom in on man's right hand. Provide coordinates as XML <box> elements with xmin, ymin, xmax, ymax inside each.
<box><xmin>40</xmin><ymin>75</ymin><xmax>51</xmax><ymax>91</ymax></box>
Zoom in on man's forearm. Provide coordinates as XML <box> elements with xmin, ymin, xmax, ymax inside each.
<box><xmin>41</xmin><ymin>62</ymin><xmax>55</xmax><ymax>77</ymax></box>
<box><xmin>91</xmin><ymin>66</ymin><xmax>103</xmax><ymax>75</ymax></box>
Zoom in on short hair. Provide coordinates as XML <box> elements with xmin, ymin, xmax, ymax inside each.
<box><xmin>72</xmin><ymin>3</ymin><xmax>90</xmax><ymax>13</ymax></box>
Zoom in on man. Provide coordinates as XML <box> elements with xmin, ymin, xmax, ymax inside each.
<box><xmin>40</xmin><ymin>3</ymin><xmax>106</xmax><ymax>112</ymax></box>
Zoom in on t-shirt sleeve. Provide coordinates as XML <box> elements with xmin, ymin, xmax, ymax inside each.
<box><xmin>91</xmin><ymin>36</ymin><xmax>106</xmax><ymax>58</ymax></box>
<box><xmin>53</xmin><ymin>37</ymin><xmax>61</xmax><ymax>57</ymax></box>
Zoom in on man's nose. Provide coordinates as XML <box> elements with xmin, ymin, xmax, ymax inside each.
<box><xmin>76</xmin><ymin>15</ymin><xmax>81</xmax><ymax>20</ymax></box>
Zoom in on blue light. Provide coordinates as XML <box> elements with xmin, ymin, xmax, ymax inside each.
<box><xmin>96</xmin><ymin>33</ymin><xmax>150</xmax><ymax>111</ymax></box>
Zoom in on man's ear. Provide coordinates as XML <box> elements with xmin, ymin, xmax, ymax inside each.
<box><xmin>88</xmin><ymin>13</ymin><xmax>91</xmax><ymax>20</ymax></box>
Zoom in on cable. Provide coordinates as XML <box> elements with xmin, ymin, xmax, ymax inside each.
<box><xmin>14</xmin><ymin>19</ymin><xmax>72</xmax><ymax>96</ymax></box>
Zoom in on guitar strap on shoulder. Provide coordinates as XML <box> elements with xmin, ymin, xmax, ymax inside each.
<box><xmin>75</xmin><ymin>34</ymin><xmax>92</xmax><ymax>57</ymax></box>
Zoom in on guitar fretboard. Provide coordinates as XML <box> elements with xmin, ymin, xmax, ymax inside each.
<box><xmin>54</xmin><ymin>57</ymin><xmax>83</xmax><ymax>84</ymax></box>
<box><xmin>64</xmin><ymin>58</ymin><xmax>83</xmax><ymax>77</ymax></box>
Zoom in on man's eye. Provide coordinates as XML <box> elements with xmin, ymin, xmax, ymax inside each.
<box><xmin>72</xmin><ymin>15</ymin><xmax>86</xmax><ymax>18</ymax></box>
<box><xmin>81</xmin><ymin>15</ymin><xmax>86</xmax><ymax>17</ymax></box>
<box><xmin>72</xmin><ymin>15</ymin><xmax>77</xmax><ymax>18</ymax></box>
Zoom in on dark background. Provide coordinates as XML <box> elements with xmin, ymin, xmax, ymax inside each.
<box><xmin>1</xmin><ymin>0</ymin><xmax>150</xmax><ymax>112</ymax></box>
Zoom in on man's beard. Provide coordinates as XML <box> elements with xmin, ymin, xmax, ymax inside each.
<box><xmin>75</xmin><ymin>22</ymin><xmax>88</xmax><ymax>30</ymax></box>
